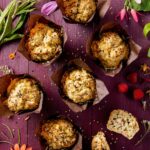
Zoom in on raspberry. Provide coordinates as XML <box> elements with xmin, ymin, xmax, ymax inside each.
<box><xmin>133</xmin><ymin>88</ymin><xmax>144</xmax><ymax>101</ymax></box>
<box><xmin>118</xmin><ymin>83</ymin><xmax>128</xmax><ymax>93</ymax></box>
<box><xmin>127</xmin><ymin>72</ymin><xmax>138</xmax><ymax>83</ymax></box>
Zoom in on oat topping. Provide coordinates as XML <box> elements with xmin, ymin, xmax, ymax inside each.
<box><xmin>107</xmin><ymin>109</ymin><xmax>139</xmax><ymax>140</ymax></box>
<box><xmin>92</xmin><ymin>132</ymin><xmax>110</xmax><ymax>150</ymax></box>
<box><xmin>27</xmin><ymin>23</ymin><xmax>62</xmax><ymax>62</ymax></box>
<box><xmin>41</xmin><ymin>119</ymin><xmax>77</xmax><ymax>149</ymax></box>
<box><xmin>61</xmin><ymin>68</ymin><xmax>96</xmax><ymax>104</ymax></box>
<box><xmin>91</xmin><ymin>32</ymin><xmax>129</xmax><ymax>70</ymax></box>
<box><xmin>7</xmin><ymin>78</ymin><xmax>42</xmax><ymax>112</ymax></box>
<box><xmin>61</xmin><ymin>0</ymin><xmax>97</xmax><ymax>23</ymax></box>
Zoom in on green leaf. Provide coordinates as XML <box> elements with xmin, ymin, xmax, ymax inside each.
<box><xmin>0</xmin><ymin>34</ymin><xmax>23</xmax><ymax>46</ymax></box>
<box><xmin>130</xmin><ymin>0</ymin><xmax>150</xmax><ymax>11</ymax></box>
<box><xmin>143</xmin><ymin>23</ymin><xmax>150</xmax><ymax>37</ymax></box>
<box><xmin>16</xmin><ymin>8</ymin><xmax>35</xmax><ymax>15</ymax></box>
<box><xmin>147</xmin><ymin>48</ymin><xmax>150</xmax><ymax>58</ymax></box>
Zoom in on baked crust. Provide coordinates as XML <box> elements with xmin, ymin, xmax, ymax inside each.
<box><xmin>26</xmin><ymin>23</ymin><xmax>62</xmax><ymax>62</ymax></box>
<box><xmin>41</xmin><ymin>119</ymin><xmax>78</xmax><ymax>149</ymax></box>
<box><xmin>61</xmin><ymin>68</ymin><xmax>96</xmax><ymax>104</ymax></box>
<box><xmin>7</xmin><ymin>78</ymin><xmax>41</xmax><ymax>112</ymax></box>
<box><xmin>91</xmin><ymin>32</ymin><xmax>129</xmax><ymax>70</ymax></box>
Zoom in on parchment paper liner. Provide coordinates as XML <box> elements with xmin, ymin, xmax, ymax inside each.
<box><xmin>56</xmin><ymin>0</ymin><xmax>111</xmax><ymax>24</ymax></box>
<box><xmin>0</xmin><ymin>74</ymin><xmax>44</xmax><ymax>116</ymax></box>
<box><xmin>38</xmin><ymin>115</ymin><xmax>82</xmax><ymax>150</ymax></box>
<box><xmin>86</xmin><ymin>22</ymin><xmax>142</xmax><ymax>77</ymax></box>
<box><xmin>18</xmin><ymin>14</ymin><xmax>66</xmax><ymax>65</ymax></box>
<box><xmin>51</xmin><ymin>58</ymin><xmax>109</xmax><ymax>112</ymax></box>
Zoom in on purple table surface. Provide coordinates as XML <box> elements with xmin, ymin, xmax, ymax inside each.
<box><xmin>0</xmin><ymin>0</ymin><xmax>150</xmax><ymax>150</ymax></box>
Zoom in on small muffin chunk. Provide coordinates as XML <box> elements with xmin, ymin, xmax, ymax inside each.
<box><xmin>60</xmin><ymin>0</ymin><xmax>97</xmax><ymax>23</ymax></box>
<box><xmin>7</xmin><ymin>78</ymin><xmax>42</xmax><ymax>113</ymax></box>
<box><xmin>107</xmin><ymin>109</ymin><xmax>140</xmax><ymax>140</ymax></box>
<box><xmin>91</xmin><ymin>32</ymin><xmax>129</xmax><ymax>70</ymax></box>
<box><xmin>26</xmin><ymin>23</ymin><xmax>63</xmax><ymax>62</ymax></box>
<box><xmin>92</xmin><ymin>131</ymin><xmax>110</xmax><ymax>150</ymax></box>
<box><xmin>61</xmin><ymin>68</ymin><xmax>96</xmax><ymax>104</ymax></box>
<box><xmin>41</xmin><ymin>118</ymin><xmax>78</xmax><ymax>149</ymax></box>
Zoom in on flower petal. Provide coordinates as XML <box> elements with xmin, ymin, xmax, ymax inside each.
<box><xmin>134</xmin><ymin>0</ymin><xmax>142</xmax><ymax>4</ymax></box>
<box><xmin>14</xmin><ymin>144</ymin><xmax>20</xmax><ymax>150</ymax></box>
<box><xmin>20</xmin><ymin>144</ymin><xmax>26</xmax><ymax>150</ymax></box>
<box><xmin>131</xmin><ymin>9</ymin><xmax>139</xmax><ymax>22</ymax></box>
<box><xmin>26</xmin><ymin>147</ymin><xmax>32</xmax><ymax>150</ymax></box>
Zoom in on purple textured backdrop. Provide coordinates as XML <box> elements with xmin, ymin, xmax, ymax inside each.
<box><xmin>0</xmin><ymin>0</ymin><xmax>150</xmax><ymax>150</ymax></box>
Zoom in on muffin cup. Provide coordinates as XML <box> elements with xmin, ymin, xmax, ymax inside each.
<box><xmin>51</xmin><ymin>58</ymin><xmax>109</xmax><ymax>112</ymax></box>
<box><xmin>86</xmin><ymin>22</ymin><xmax>142</xmax><ymax>77</ymax></box>
<box><xmin>0</xmin><ymin>74</ymin><xmax>44</xmax><ymax>116</ymax></box>
<box><xmin>38</xmin><ymin>115</ymin><xmax>82</xmax><ymax>150</ymax></box>
<box><xmin>18</xmin><ymin>14</ymin><xmax>66</xmax><ymax>65</ymax></box>
<box><xmin>56</xmin><ymin>0</ymin><xmax>111</xmax><ymax>24</ymax></box>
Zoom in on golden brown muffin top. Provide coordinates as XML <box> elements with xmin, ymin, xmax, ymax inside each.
<box><xmin>41</xmin><ymin>119</ymin><xmax>78</xmax><ymax>149</ymax></box>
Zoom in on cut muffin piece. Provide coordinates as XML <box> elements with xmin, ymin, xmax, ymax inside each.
<box><xmin>40</xmin><ymin>118</ymin><xmax>78</xmax><ymax>150</ymax></box>
<box><xmin>59</xmin><ymin>0</ymin><xmax>97</xmax><ymax>23</ymax></box>
<box><xmin>91</xmin><ymin>131</ymin><xmax>110</xmax><ymax>150</ymax></box>
<box><xmin>91</xmin><ymin>32</ymin><xmax>129</xmax><ymax>70</ymax></box>
<box><xmin>61</xmin><ymin>68</ymin><xmax>96</xmax><ymax>104</ymax></box>
<box><xmin>6</xmin><ymin>78</ymin><xmax>42</xmax><ymax>113</ymax></box>
<box><xmin>107</xmin><ymin>109</ymin><xmax>140</xmax><ymax>140</ymax></box>
<box><xmin>26</xmin><ymin>22</ymin><xmax>63</xmax><ymax>62</ymax></box>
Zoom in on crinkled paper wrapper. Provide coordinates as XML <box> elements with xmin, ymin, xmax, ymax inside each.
<box><xmin>18</xmin><ymin>14</ymin><xmax>66</xmax><ymax>66</ymax></box>
<box><xmin>38</xmin><ymin>115</ymin><xmax>82</xmax><ymax>150</ymax></box>
<box><xmin>87</xmin><ymin>22</ymin><xmax>142</xmax><ymax>77</ymax></box>
<box><xmin>51</xmin><ymin>58</ymin><xmax>109</xmax><ymax>113</ymax></box>
<box><xmin>0</xmin><ymin>74</ymin><xmax>44</xmax><ymax>117</ymax></box>
<box><xmin>56</xmin><ymin>0</ymin><xmax>111</xmax><ymax>23</ymax></box>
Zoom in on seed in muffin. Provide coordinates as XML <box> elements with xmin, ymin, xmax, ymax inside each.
<box><xmin>40</xmin><ymin>118</ymin><xmax>78</xmax><ymax>149</ymax></box>
<box><xmin>91</xmin><ymin>32</ymin><xmax>129</xmax><ymax>70</ymax></box>
<box><xmin>59</xmin><ymin>0</ymin><xmax>97</xmax><ymax>23</ymax></box>
<box><xmin>61</xmin><ymin>68</ymin><xmax>96</xmax><ymax>104</ymax></box>
<box><xmin>6</xmin><ymin>78</ymin><xmax>42</xmax><ymax>113</ymax></box>
<box><xmin>26</xmin><ymin>22</ymin><xmax>63</xmax><ymax>62</ymax></box>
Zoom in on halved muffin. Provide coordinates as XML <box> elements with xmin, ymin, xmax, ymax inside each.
<box><xmin>61</xmin><ymin>68</ymin><xmax>96</xmax><ymax>104</ymax></box>
<box><xmin>91</xmin><ymin>32</ymin><xmax>129</xmax><ymax>70</ymax></box>
<box><xmin>26</xmin><ymin>22</ymin><xmax>63</xmax><ymax>62</ymax></box>
<box><xmin>58</xmin><ymin>0</ymin><xmax>97</xmax><ymax>23</ymax></box>
<box><xmin>92</xmin><ymin>131</ymin><xmax>110</xmax><ymax>150</ymax></box>
<box><xmin>40</xmin><ymin>118</ymin><xmax>78</xmax><ymax>149</ymax></box>
<box><xmin>6</xmin><ymin>77</ymin><xmax>42</xmax><ymax>113</ymax></box>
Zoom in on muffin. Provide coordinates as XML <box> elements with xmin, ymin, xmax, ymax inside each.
<box><xmin>58</xmin><ymin>0</ymin><xmax>97</xmax><ymax>23</ymax></box>
<box><xmin>26</xmin><ymin>22</ymin><xmax>63</xmax><ymax>62</ymax></box>
<box><xmin>6</xmin><ymin>77</ymin><xmax>42</xmax><ymax>113</ymax></box>
<box><xmin>91</xmin><ymin>132</ymin><xmax>110</xmax><ymax>150</ymax></box>
<box><xmin>91</xmin><ymin>32</ymin><xmax>129</xmax><ymax>70</ymax></box>
<box><xmin>40</xmin><ymin>118</ymin><xmax>78</xmax><ymax>149</ymax></box>
<box><xmin>61</xmin><ymin>68</ymin><xmax>96</xmax><ymax>104</ymax></box>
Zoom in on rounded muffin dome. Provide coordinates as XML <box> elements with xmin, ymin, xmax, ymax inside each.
<box><xmin>91</xmin><ymin>32</ymin><xmax>129</xmax><ymax>70</ymax></box>
<box><xmin>40</xmin><ymin>118</ymin><xmax>78</xmax><ymax>149</ymax></box>
<box><xmin>59</xmin><ymin>0</ymin><xmax>97</xmax><ymax>23</ymax></box>
<box><xmin>26</xmin><ymin>23</ymin><xmax>63</xmax><ymax>62</ymax></box>
<box><xmin>7</xmin><ymin>78</ymin><xmax>42</xmax><ymax>113</ymax></box>
<box><xmin>61</xmin><ymin>68</ymin><xmax>96</xmax><ymax>104</ymax></box>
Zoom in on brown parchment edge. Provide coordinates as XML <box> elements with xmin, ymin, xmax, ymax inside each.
<box><xmin>18</xmin><ymin>14</ymin><xmax>66</xmax><ymax>66</ymax></box>
<box><xmin>51</xmin><ymin>58</ymin><xmax>109</xmax><ymax>113</ymax></box>
<box><xmin>0</xmin><ymin>74</ymin><xmax>44</xmax><ymax>116</ymax></box>
<box><xmin>86</xmin><ymin>22</ymin><xmax>142</xmax><ymax>77</ymax></box>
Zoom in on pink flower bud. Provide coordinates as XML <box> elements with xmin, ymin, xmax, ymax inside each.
<box><xmin>131</xmin><ymin>9</ymin><xmax>139</xmax><ymax>22</ymax></box>
<box><xmin>120</xmin><ymin>8</ymin><xmax>126</xmax><ymax>21</ymax></box>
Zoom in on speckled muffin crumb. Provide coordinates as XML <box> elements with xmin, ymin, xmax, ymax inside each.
<box><xmin>91</xmin><ymin>32</ymin><xmax>129</xmax><ymax>70</ymax></box>
<box><xmin>61</xmin><ymin>0</ymin><xmax>97</xmax><ymax>23</ymax></box>
<box><xmin>26</xmin><ymin>23</ymin><xmax>63</xmax><ymax>62</ymax></box>
<box><xmin>61</xmin><ymin>68</ymin><xmax>96</xmax><ymax>104</ymax></box>
<box><xmin>107</xmin><ymin>109</ymin><xmax>139</xmax><ymax>140</ymax></box>
<box><xmin>41</xmin><ymin>119</ymin><xmax>78</xmax><ymax>149</ymax></box>
<box><xmin>92</xmin><ymin>131</ymin><xmax>110</xmax><ymax>150</ymax></box>
<box><xmin>7</xmin><ymin>78</ymin><xmax>42</xmax><ymax>113</ymax></box>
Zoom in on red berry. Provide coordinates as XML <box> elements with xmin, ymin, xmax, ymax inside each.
<box><xmin>133</xmin><ymin>88</ymin><xmax>144</xmax><ymax>101</ymax></box>
<box><xmin>118</xmin><ymin>83</ymin><xmax>128</xmax><ymax>93</ymax></box>
<box><xmin>127</xmin><ymin>72</ymin><xmax>138</xmax><ymax>83</ymax></box>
